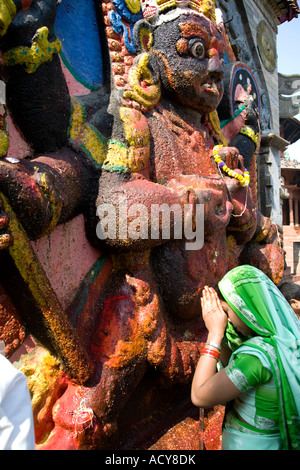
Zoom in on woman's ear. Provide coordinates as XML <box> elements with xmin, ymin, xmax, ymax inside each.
<box><xmin>134</xmin><ymin>19</ymin><xmax>154</xmax><ymax>54</ymax></box>
<box><xmin>290</xmin><ymin>298</ymin><xmax>300</xmax><ymax>314</ymax></box>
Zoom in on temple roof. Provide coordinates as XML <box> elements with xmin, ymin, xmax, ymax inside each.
<box><xmin>270</xmin><ymin>0</ymin><xmax>300</xmax><ymax>23</ymax></box>
<box><xmin>281</xmin><ymin>159</ymin><xmax>300</xmax><ymax>189</ymax></box>
<box><xmin>281</xmin><ymin>157</ymin><xmax>300</xmax><ymax>169</ymax></box>
<box><xmin>280</xmin><ymin>116</ymin><xmax>300</xmax><ymax>144</ymax></box>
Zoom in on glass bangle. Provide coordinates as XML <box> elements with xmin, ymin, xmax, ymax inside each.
<box><xmin>200</xmin><ymin>347</ymin><xmax>220</xmax><ymax>360</ymax></box>
<box><xmin>205</xmin><ymin>341</ymin><xmax>221</xmax><ymax>351</ymax></box>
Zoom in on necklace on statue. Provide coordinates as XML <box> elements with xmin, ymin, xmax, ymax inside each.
<box><xmin>213</xmin><ymin>145</ymin><xmax>250</xmax><ymax>188</ymax></box>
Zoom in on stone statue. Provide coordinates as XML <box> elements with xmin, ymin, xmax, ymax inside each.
<box><xmin>0</xmin><ymin>0</ymin><xmax>284</xmax><ymax>449</ymax></box>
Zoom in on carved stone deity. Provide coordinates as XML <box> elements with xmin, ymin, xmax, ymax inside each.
<box><xmin>0</xmin><ymin>0</ymin><xmax>284</xmax><ymax>449</ymax></box>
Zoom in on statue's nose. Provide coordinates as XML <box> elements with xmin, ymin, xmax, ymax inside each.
<box><xmin>207</xmin><ymin>53</ymin><xmax>224</xmax><ymax>77</ymax></box>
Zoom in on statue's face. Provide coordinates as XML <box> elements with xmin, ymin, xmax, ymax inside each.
<box><xmin>152</xmin><ymin>14</ymin><xmax>224</xmax><ymax>112</ymax></box>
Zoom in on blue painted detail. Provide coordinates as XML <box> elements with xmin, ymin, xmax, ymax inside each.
<box><xmin>224</xmin><ymin>51</ymin><xmax>230</xmax><ymax>65</ymax></box>
<box><xmin>54</xmin><ymin>0</ymin><xmax>103</xmax><ymax>90</ymax></box>
<box><xmin>68</xmin><ymin>255</ymin><xmax>109</xmax><ymax>329</ymax></box>
<box><xmin>112</xmin><ymin>0</ymin><xmax>142</xmax><ymax>23</ymax></box>
<box><xmin>108</xmin><ymin>11</ymin><xmax>136</xmax><ymax>54</ymax></box>
<box><xmin>109</xmin><ymin>0</ymin><xmax>143</xmax><ymax>54</ymax></box>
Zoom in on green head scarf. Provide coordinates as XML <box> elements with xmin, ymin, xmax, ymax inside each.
<box><xmin>218</xmin><ymin>265</ymin><xmax>300</xmax><ymax>450</ymax></box>
<box><xmin>222</xmin><ymin>320</ymin><xmax>251</xmax><ymax>352</ymax></box>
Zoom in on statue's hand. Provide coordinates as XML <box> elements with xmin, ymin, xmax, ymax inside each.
<box><xmin>167</xmin><ymin>179</ymin><xmax>198</xmax><ymax>232</ymax></box>
<box><xmin>243</xmin><ymin>95</ymin><xmax>259</xmax><ymax>132</ymax></box>
<box><xmin>216</xmin><ymin>146</ymin><xmax>243</xmax><ymax>170</ymax></box>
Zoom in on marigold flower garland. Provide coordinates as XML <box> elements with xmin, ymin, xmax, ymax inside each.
<box><xmin>213</xmin><ymin>145</ymin><xmax>250</xmax><ymax>188</ymax></box>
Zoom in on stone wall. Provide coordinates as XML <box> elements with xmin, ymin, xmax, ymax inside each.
<box><xmin>244</xmin><ymin>0</ymin><xmax>279</xmax><ymax>131</ymax></box>
<box><xmin>217</xmin><ymin>0</ymin><xmax>288</xmax><ymax>225</ymax></box>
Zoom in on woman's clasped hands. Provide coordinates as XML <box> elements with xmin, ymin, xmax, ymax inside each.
<box><xmin>201</xmin><ymin>286</ymin><xmax>228</xmax><ymax>343</ymax></box>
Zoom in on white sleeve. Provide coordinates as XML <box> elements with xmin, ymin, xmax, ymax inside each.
<box><xmin>0</xmin><ymin>355</ymin><xmax>35</xmax><ymax>450</ymax></box>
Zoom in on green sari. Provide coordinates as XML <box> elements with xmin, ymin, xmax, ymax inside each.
<box><xmin>218</xmin><ymin>265</ymin><xmax>300</xmax><ymax>450</ymax></box>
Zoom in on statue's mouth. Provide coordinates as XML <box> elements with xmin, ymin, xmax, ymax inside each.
<box><xmin>201</xmin><ymin>82</ymin><xmax>220</xmax><ymax>95</ymax></box>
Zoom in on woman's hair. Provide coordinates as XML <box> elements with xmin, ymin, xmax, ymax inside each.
<box><xmin>278</xmin><ymin>281</ymin><xmax>300</xmax><ymax>302</ymax></box>
<box><xmin>217</xmin><ymin>289</ymin><xmax>225</xmax><ymax>301</ymax></box>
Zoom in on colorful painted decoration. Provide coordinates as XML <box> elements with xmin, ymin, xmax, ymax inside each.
<box><xmin>0</xmin><ymin>0</ymin><xmax>286</xmax><ymax>452</ymax></box>
<box><xmin>140</xmin><ymin>0</ymin><xmax>159</xmax><ymax>21</ymax></box>
<box><xmin>54</xmin><ymin>0</ymin><xmax>104</xmax><ymax>90</ymax></box>
<box><xmin>108</xmin><ymin>0</ymin><xmax>143</xmax><ymax>54</ymax></box>
<box><xmin>2</xmin><ymin>26</ymin><xmax>62</xmax><ymax>73</ymax></box>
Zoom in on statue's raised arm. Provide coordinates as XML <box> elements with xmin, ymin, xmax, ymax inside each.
<box><xmin>0</xmin><ymin>0</ymin><xmax>71</xmax><ymax>152</ymax></box>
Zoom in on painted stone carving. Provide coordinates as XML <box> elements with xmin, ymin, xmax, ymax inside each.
<box><xmin>257</xmin><ymin>20</ymin><xmax>276</xmax><ymax>73</ymax></box>
<box><xmin>0</xmin><ymin>0</ymin><xmax>284</xmax><ymax>449</ymax></box>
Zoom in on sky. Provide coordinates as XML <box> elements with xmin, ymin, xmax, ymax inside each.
<box><xmin>277</xmin><ymin>15</ymin><xmax>300</xmax><ymax>161</ymax></box>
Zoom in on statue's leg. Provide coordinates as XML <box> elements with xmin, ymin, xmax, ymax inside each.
<box><xmin>40</xmin><ymin>259</ymin><xmax>157</xmax><ymax>449</ymax></box>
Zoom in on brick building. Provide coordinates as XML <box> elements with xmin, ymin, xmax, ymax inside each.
<box><xmin>279</xmin><ymin>110</ymin><xmax>300</xmax><ymax>281</ymax></box>
<box><xmin>281</xmin><ymin>158</ymin><xmax>300</xmax><ymax>281</ymax></box>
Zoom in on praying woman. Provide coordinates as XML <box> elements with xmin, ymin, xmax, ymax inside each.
<box><xmin>191</xmin><ymin>265</ymin><xmax>300</xmax><ymax>450</ymax></box>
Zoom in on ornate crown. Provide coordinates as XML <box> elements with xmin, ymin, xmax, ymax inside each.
<box><xmin>140</xmin><ymin>0</ymin><xmax>217</xmax><ymax>23</ymax></box>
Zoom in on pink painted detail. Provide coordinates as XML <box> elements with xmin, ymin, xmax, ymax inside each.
<box><xmin>72</xmin><ymin>398</ymin><xmax>94</xmax><ymax>436</ymax></box>
<box><xmin>222</xmin><ymin>112</ymin><xmax>246</xmax><ymax>143</ymax></box>
<box><xmin>10</xmin><ymin>335</ymin><xmax>37</xmax><ymax>363</ymax></box>
<box><xmin>37</xmin><ymin>425</ymin><xmax>78</xmax><ymax>451</ymax></box>
<box><xmin>31</xmin><ymin>214</ymin><xmax>101</xmax><ymax>310</ymax></box>
<box><xmin>234</xmin><ymin>83</ymin><xmax>250</xmax><ymax>103</ymax></box>
<box><xmin>60</xmin><ymin>59</ymin><xmax>90</xmax><ymax>96</ymax></box>
<box><xmin>6</xmin><ymin>113</ymin><xmax>33</xmax><ymax>160</ymax></box>
<box><xmin>38</xmin><ymin>383</ymin><xmax>89</xmax><ymax>450</ymax></box>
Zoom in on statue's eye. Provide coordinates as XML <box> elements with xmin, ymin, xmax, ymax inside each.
<box><xmin>190</xmin><ymin>41</ymin><xmax>205</xmax><ymax>59</ymax></box>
